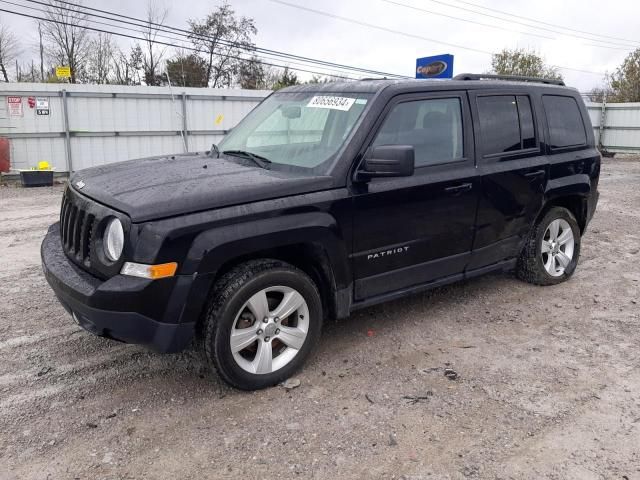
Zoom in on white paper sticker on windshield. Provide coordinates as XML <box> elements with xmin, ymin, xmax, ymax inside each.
<box><xmin>307</xmin><ymin>96</ymin><xmax>356</xmax><ymax>111</ymax></box>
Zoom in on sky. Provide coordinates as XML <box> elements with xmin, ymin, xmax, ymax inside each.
<box><xmin>3</xmin><ymin>0</ymin><xmax>639</xmax><ymax>92</ymax></box>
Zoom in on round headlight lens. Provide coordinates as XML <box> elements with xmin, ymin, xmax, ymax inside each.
<box><xmin>104</xmin><ymin>217</ymin><xmax>124</xmax><ymax>262</ymax></box>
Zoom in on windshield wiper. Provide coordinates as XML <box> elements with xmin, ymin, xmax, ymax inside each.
<box><xmin>222</xmin><ymin>150</ymin><xmax>272</xmax><ymax>169</ymax></box>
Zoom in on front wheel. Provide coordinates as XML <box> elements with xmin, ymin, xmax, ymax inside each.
<box><xmin>517</xmin><ymin>207</ymin><xmax>581</xmax><ymax>286</ymax></box>
<box><xmin>199</xmin><ymin>259</ymin><xmax>322</xmax><ymax>390</ymax></box>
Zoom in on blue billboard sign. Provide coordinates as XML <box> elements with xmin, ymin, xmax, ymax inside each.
<box><xmin>416</xmin><ymin>54</ymin><xmax>454</xmax><ymax>79</ymax></box>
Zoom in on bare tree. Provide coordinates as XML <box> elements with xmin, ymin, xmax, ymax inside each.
<box><xmin>188</xmin><ymin>2</ymin><xmax>257</xmax><ymax>88</ymax></box>
<box><xmin>41</xmin><ymin>0</ymin><xmax>92</xmax><ymax>83</ymax></box>
<box><xmin>141</xmin><ymin>0</ymin><xmax>168</xmax><ymax>86</ymax></box>
<box><xmin>0</xmin><ymin>22</ymin><xmax>20</xmax><ymax>82</ymax></box>
<box><xmin>112</xmin><ymin>44</ymin><xmax>143</xmax><ymax>86</ymax></box>
<box><xmin>86</xmin><ymin>33</ymin><xmax>113</xmax><ymax>84</ymax></box>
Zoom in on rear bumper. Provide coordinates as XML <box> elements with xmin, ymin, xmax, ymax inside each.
<box><xmin>41</xmin><ymin>223</ymin><xmax>195</xmax><ymax>353</ymax></box>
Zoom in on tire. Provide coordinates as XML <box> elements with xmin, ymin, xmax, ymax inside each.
<box><xmin>516</xmin><ymin>207</ymin><xmax>581</xmax><ymax>286</ymax></box>
<box><xmin>199</xmin><ymin>259</ymin><xmax>323</xmax><ymax>390</ymax></box>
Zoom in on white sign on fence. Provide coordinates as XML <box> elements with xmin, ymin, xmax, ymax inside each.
<box><xmin>36</xmin><ymin>97</ymin><xmax>50</xmax><ymax>116</ymax></box>
<box><xmin>7</xmin><ymin>96</ymin><xmax>23</xmax><ymax>117</ymax></box>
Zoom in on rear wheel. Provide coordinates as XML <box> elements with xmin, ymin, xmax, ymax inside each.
<box><xmin>199</xmin><ymin>259</ymin><xmax>322</xmax><ymax>390</ymax></box>
<box><xmin>517</xmin><ymin>207</ymin><xmax>581</xmax><ymax>286</ymax></box>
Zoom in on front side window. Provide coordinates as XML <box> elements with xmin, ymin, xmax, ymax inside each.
<box><xmin>372</xmin><ymin>97</ymin><xmax>464</xmax><ymax>167</ymax></box>
<box><xmin>477</xmin><ymin>95</ymin><xmax>538</xmax><ymax>156</ymax></box>
<box><xmin>542</xmin><ymin>95</ymin><xmax>587</xmax><ymax>148</ymax></box>
<box><xmin>219</xmin><ymin>91</ymin><xmax>371</xmax><ymax>172</ymax></box>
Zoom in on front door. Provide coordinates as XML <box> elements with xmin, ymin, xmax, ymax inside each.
<box><xmin>351</xmin><ymin>91</ymin><xmax>479</xmax><ymax>302</ymax></box>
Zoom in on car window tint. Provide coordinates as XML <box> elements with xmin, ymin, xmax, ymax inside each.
<box><xmin>542</xmin><ymin>95</ymin><xmax>587</xmax><ymax>148</ymax></box>
<box><xmin>477</xmin><ymin>95</ymin><xmax>521</xmax><ymax>154</ymax></box>
<box><xmin>372</xmin><ymin>98</ymin><xmax>464</xmax><ymax>167</ymax></box>
<box><xmin>517</xmin><ymin>96</ymin><xmax>536</xmax><ymax>149</ymax></box>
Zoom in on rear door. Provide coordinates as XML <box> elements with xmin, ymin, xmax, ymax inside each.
<box><xmin>468</xmin><ymin>91</ymin><xmax>548</xmax><ymax>270</ymax></box>
<box><xmin>351</xmin><ymin>91</ymin><xmax>479</xmax><ymax>302</ymax></box>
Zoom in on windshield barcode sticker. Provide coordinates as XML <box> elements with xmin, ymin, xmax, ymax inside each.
<box><xmin>307</xmin><ymin>96</ymin><xmax>356</xmax><ymax>111</ymax></box>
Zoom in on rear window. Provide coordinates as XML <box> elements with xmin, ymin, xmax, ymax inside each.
<box><xmin>542</xmin><ymin>95</ymin><xmax>587</xmax><ymax>148</ymax></box>
<box><xmin>477</xmin><ymin>95</ymin><xmax>537</xmax><ymax>155</ymax></box>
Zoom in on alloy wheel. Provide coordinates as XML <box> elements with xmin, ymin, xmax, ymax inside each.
<box><xmin>230</xmin><ymin>286</ymin><xmax>310</xmax><ymax>374</ymax></box>
<box><xmin>541</xmin><ymin>218</ymin><xmax>575</xmax><ymax>277</ymax></box>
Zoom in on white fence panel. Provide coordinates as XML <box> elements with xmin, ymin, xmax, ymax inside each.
<box><xmin>0</xmin><ymin>83</ymin><xmax>270</xmax><ymax>173</ymax></box>
<box><xmin>586</xmin><ymin>101</ymin><xmax>640</xmax><ymax>153</ymax></box>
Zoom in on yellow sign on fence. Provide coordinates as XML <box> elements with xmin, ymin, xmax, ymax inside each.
<box><xmin>55</xmin><ymin>66</ymin><xmax>71</xmax><ymax>79</ymax></box>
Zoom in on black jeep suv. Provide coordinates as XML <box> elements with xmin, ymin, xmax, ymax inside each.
<box><xmin>42</xmin><ymin>74</ymin><xmax>600</xmax><ymax>390</ymax></box>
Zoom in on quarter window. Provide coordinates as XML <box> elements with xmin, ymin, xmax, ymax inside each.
<box><xmin>372</xmin><ymin>98</ymin><xmax>464</xmax><ymax>167</ymax></box>
<box><xmin>542</xmin><ymin>95</ymin><xmax>587</xmax><ymax>148</ymax></box>
<box><xmin>477</xmin><ymin>95</ymin><xmax>537</xmax><ymax>155</ymax></box>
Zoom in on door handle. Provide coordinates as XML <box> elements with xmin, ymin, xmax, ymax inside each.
<box><xmin>523</xmin><ymin>169</ymin><xmax>546</xmax><ymax>179</ymax></box>
<box><xmin>444</xmin><ymin>182</ymin><xmax>473</xmax><ymax>194</ymax></box>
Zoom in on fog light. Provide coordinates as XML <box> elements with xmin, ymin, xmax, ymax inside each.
<box><xmin>121</xmin><ymin>262</ymin><xmax>177</xmax><ymax>279</ymax></box>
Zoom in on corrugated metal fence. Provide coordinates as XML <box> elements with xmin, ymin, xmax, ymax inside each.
<box><xmin>0</xmin><ymin>83</ymin><xmax>270</xmax><ymax>172</ymax></box>
<box><xmin>586</xmin><ymin>101</ymin><xmax>640</xmax><ymax>153</ymax></box>
<box><xmin>1</xmin><ymin>85</ymin><xmax>638</xmax><ymax>173</ymax></box>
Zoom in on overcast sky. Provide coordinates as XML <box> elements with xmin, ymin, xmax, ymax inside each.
<box><xmin>5</xmin><ymin>0</ymin><xmax>639</xmax><ymax>92</ymax></box>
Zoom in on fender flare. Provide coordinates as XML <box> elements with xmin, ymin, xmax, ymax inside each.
<box><xmin>544</xmin><ymin>173</ymin><xmax>591</xmax><ymax>200</ymax></box>
<box><xmin>176</xmin><ymin>211</ymin><xmax>352</xmax><ymax>326</ymax></box>
<box><xmin>183</xmin><ymin>211</ymin><xmax>351</xmax><ymax>287</ymax></box>
<box><xmin>535</xmin><ymin>173</ymin><xmax>591</xmax><ymax>229</ymax></box>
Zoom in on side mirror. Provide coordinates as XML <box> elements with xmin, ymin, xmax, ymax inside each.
<box><xmin>356</xmin><ymin>145</ymin><xmax>415</xmax><ymax>181</ymax></box>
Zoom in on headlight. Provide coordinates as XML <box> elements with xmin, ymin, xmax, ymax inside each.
<box><xmin>103</xmin><ymin>217</ymin><xmax>124</xmax><ymax>262</ymax></box>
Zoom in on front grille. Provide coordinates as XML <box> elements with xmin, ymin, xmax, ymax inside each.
<box><xmin>60</xmin><ymin>190</ymin><xmax>96</xmax><ymax>268</ymax></box>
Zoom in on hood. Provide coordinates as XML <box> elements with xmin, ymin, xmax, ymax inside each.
<box><xmin>70</xmin><ymin>153</ymin><xmax>334</xmax><ymax>222</ymax></box>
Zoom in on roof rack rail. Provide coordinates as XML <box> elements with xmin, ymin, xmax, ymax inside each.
<box><xmin>453</xmin><ymin>73</ymin><xmax>565</xmax><ymax>86</ymax></box>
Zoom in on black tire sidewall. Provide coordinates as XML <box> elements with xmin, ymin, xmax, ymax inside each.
<box><xmin>208</xmin><ymin>267</ymin><xmax>322</xmax><ymax>390</ymax></box>
<box><xmin>535</xmin><ymin>208</ymin><xmax>581</xmax><ymax>284</ymax></box>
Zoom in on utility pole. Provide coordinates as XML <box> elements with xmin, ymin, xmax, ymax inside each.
<box><xmin>38</xmin><ymin>22</ymin><xmax>45</xmax><ymax>82</ymax></box>
<box><xmin>598</xmin><ymin>93</ymin><xmax>607</xmax><ymax>152</ymax></box>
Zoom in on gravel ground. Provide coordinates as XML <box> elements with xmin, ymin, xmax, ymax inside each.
<box><xmin>1</xmin><ymin>157</ymin><xmax>639</xmax><ymax>480</ymax></box>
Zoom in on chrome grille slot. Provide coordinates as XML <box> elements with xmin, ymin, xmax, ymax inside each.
<box><xmin>59</xmin><ymin>189</ymin><xmax>96</xmax><ymax>268</ymax></box>
<box><xmin>80</xmin><ymin>213</ymin><xmax>95</xmax><ymax>264</ymax></box>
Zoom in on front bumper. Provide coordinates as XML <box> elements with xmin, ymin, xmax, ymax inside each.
<box><xmin>41</xmin><ymin>223</ymin><xmax>195</xmax><ymax>353</ymax></box>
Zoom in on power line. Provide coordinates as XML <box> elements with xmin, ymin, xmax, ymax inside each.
<box><xmin>20</xmin><ymin>0</ymin><xmax>409</xmax><ymax>79</ymax></box>
<box><xmin>3</xmin><ymin>0</ymin><xmax>373</xmax><ymax>80</ymax></box>
<box><xmin>0</xmin><ymin>5</ymin><xmax>363</xmax><ymax>80</ymax></box>
<box><xmin>383</xmin><ymin>0</ymin><xmax>638</xmax><ymax>51</ymax></box>
<box><xmin>417</xmin><ymin>0</ymin><xmax>639</xmax><ymax>50</ymax></box>
<box><xmin>381</xmin><ymin>0</ymin><xmax>556</xmax><ymax>41</ymax></box>
<box><xmin>448</xmin><ymin>0</ymin><xmax>640</xmax><ymax>47</ymax></box>
<box><xmin>268</xmin><ymin>0</ymin><xmax>493</xmax><ymax>55</ymax></box>
<box><xmin>267</xmin><ymin>0</ymin><xmax>607</xmax><ymax>76</ymax></box>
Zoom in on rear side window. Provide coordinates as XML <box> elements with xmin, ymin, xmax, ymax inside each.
<box><xmin>372</xmin><ymin>97</ymin><xmax>464</xmax><ymax>167</ymax></box>
<box><xmin>542</xmin><ymin>95</ymin><xmax>587</xmax><ymax>148</ymax></box>
<box><xmin>477</xmin><ymin>95</ymin><xmax>537</xmax><ymax>155</ymax></box>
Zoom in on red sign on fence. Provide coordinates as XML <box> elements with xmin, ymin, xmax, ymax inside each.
<box><xmin>7</xmin><ymin>96</ymin><xmax>23</xmax><ymax>117</ymax></box>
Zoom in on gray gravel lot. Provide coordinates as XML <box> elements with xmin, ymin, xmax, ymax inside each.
<box><xmin>1</xmin><ymin>157</ymin><xmax>639</xmax><ymax>480</ymax></box>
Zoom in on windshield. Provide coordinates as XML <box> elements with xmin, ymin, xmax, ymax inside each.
<box><xmin>219</xmin><ymin>91</ymin><xmax>371</xmax><ymax>173</ymax></box>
